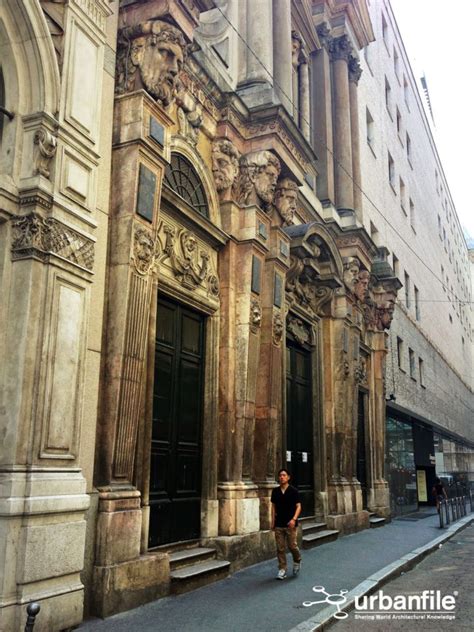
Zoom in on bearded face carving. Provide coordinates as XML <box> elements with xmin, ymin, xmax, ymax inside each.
<box><xmin>238</xmin><ymin>150</ymin><xmax>281</xmax><ymax>210</ymax></box>
<box><xmin>354</xmin><ymin>270</ymin><xmax>370</xmax><ymax>303</ymax></box>
<box><xmin>274</xmin><ymin>178</ymin><xmax>298</xmax><ymax>226</ymax></box>
<box><xmin>211</xmin><ymin>139</ymin><xmax>240</xmax><ymax>201</ymax></box>
<box><xmin>116</xmin><ymin>20</ymin><xmax>186</xmax><ymax>107</ymax></box>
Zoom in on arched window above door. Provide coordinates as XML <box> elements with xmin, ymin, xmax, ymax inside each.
<box><xmin>164</xmin><ymin>152</ymin><xmax>209</xmax><ymax>217</ymax></box>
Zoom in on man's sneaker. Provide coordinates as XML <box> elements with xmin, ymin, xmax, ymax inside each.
<box><xmin>293</xmin><ymin>562</ymin><xmax>301</xmax><ymax>577</ymax></box>
<box><xmin>276</xmin><ymin>569</ymin><xmax>287</xmax><ymax>580</ymax></box>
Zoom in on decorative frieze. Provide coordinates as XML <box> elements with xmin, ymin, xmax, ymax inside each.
<box><xmin>11</xmin><ymin>214</ymin><xmax>94</xmax><ymax>271</ymax></box>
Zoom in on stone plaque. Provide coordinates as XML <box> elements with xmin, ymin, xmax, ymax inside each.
<box><xmin>258</xmin><ymin>222</ymin><xmax>268</xmax><ymax>240</ymax></box>
<box><xmin>274</xmin><ymin>273</ymin><xmax>282</xmax><ymax>308</ymax></box>
<box><xmin>280</xmin><ymin>240</ymin><xmax>289</xmax><ymax>258</ymax></box>
<box><xmin>251</xmin><ymin>255</ymin><xmax>261</xmax><ymax>294</ymax></box>
<box><xmin>150</xmin><ymin>116</ymin><xmax>165</xmax><ymax>146</ymax></box>
<box><xmin>136</xmin><ymin>164</ymin><xmax>156</xmax><ymax>222</ymax></box>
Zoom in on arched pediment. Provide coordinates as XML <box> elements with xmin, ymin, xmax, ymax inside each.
<box><xmin>284</xmin><ymin>221</ymin><xmax>344</xmax><ymax>317</ymax></box>
<box><xmin>284</xmin><ymin>221</ymin><xmax>344</xmax><ymax>280</ymax></box>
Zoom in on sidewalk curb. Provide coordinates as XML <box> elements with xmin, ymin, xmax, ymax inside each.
<box><xmin>289</xmin><ymin>514</ymin><xmax>474</xmax><ymax>632</ymax></box>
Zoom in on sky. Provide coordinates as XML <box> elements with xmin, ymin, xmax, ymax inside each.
<box><xmin>389</xmin><ymin>0</ymin><xmax>474</xmax><ymax>242</ymax></box>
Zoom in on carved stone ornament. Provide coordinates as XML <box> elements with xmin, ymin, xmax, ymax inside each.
<box><xmin>343</xmin><ymin>256</ymin><xmax>361</xmax><ymax>293</ymax></box>
<box><xmin>211</xmin><ymin>138</ymin><xmax>240</xmax><ymax>202</ymax></box>
<box><xmin>11</xmin><ymin>213</ymin><xmax>94</xmax><ymax>270</ymax></box>
<box><xmin>291</xmin><ymin>30</ymin><xmax>303</xmax><ymax>69</ymax></box>
<box><xmin>34</xmin><ymin>128</ymin><xmax>57</xmax><ymax>178</ymax></box>
<box><xmin>274</xmin><ymin>178</ymin><xmax>298</xmax><ymax>226</ymax></box>
<box><xmin>115</xmin><ymin>20</ymin><xmax>187</xmax><ymax>107</ymax></box>
<box><xmin>272</xmin><ymin>312</ymin><xmax>284</xmax><ymax>346</ymax></box>
<box><xmin>237</xmin><ymin>150</ymin><xmax>281</xmax><ymax>210</ymax></box>
<box><xmin>355</xmin><ymin>358</ymin><xmax>368</xmax><ymax>384</ymax></box>
<box><xmin>132</xmin><ymin>226</ymin><xmax>156</xmax><ymax>275</ymax></box>
<box><xmin>286</xmin><ymin>254</ymin><xmax>334</xmax><ymax>316</ymax></box>
<box><xmin>329</xmin><ymin>35</ymin><xmax>352</xmax><ymax>62</ymax></box>
<box><xmin>250</xmin><ymin>297</ymin><xmax>262</xmax><ymax>333</ymax></box>
<box><xmin>354</xmin><ymin>269</ymin><xmax>370</xmax><ymax>303</ymax></box>
<box><xmin>176</xmin><ymin>88</ymin><xmax>203</xmax><ymax>145</ymax></box>
<box><xmin>164</xmin><ymin>225</ymin><xmax>218</xmax><ymax>294</ymax></box>
<box><xmin>287</xmin><ymin>314</ymin><xmax>312</xmax><ymax>347</ymax></box>
<box><xmin>349</xmin><ymin>56</ymin><xmax>363</xmax><ymax>84</ymax></box>
<box><xmin>316</xmin><ymin>23</ymin><xmax>332</xmax><ymax>49</ymax></box>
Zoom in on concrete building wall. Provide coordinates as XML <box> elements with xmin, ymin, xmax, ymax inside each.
<box><xmin>358</xmin><ymin>0</ymin><xmax>474</xmax><ymax>442</ymax></box>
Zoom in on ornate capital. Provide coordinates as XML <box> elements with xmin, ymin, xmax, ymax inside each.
<box><xmin>349</xmin><ymin>56</ymin><xmax>363</xmax><ymax>84</ymax></box>
<box><xmin>115</xmin><ymin>20</ymin><xmax>187</xmax><ymax>108</ymax></box>
<box><xmin>316</xmin><ymin>23</ymin><xmax>332</xmax><ymax>50</ymax></box>
<box><xmin>329</xmin><ymin>35</ymin><xmax>352</xmax><ymax>63</ymax></box>
<box><xmin>11</xmin><ymin>213</ymin><xmax>94</xmax><ymax>270</ymax></box>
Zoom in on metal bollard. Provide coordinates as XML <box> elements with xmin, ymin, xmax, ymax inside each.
<box><xmin>25</xmin><ymin>603</ymin><xmax>40</xmax><ymax>632</ymax></box>
<box><xmin>438</xmin><ymin>500</ymin><xmax>444</xmax><ymax>528</ymax></box>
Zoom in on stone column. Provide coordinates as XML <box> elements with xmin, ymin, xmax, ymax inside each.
<box><xmin>349</xmin><ymin>57</ymin><xmax>363</xmax><ymax>223</ymax></box>
<box><xmin>330</xmin><ymin>35</ymin><xmax>354</xmax><ymax>215</ymax></box>
<box><xmin>272</xmin><ymin>0</ymin><xmax>292</xmax><ymax>112</ymax></box>
<box><xmin>92</xmin><ymin>93</ymin><xmax>172</xmax><ymax>617</ymax></box>
<box><xmin>253</xmin><ymin>227</ymin><xmax>290</xmax><ymax>529</ymax></box>
<box><xmin>299</xmin><ymin>58</ymin><xmax>311</xmax><ymax>141</ymax></box>
<box><xmin>312</xmin><ymin>25</ymin><xmax>335</xmax><ymax>207</ymax></box>
<box><xmin>217</xmin><ymin>202</ymin><xmax>269</xmax><ymax>536</ymax></box>
<box><xmin>242</xmin><ymin>0</ymin><xmax>273</xmax><ymax>84</ymax></box>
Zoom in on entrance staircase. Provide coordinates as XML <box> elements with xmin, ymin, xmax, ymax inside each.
<box><xmin>164</xmin><ymin>541</ymin><xmax>231</xmax><ymax>595</ymax></box>
<box><xmin>300</xmin><ymin>516</ymin><xmax>340</xmax><ymax>549</ymax></box>
<box><xmin>368</xmin><ymin>511</ymin><xmax>386</xmax><ymax>528</ymax></box>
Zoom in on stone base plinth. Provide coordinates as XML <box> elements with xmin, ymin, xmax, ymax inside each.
<box><xmin>218</xmin><ymin>483</ymin><xmax>260</xmax><ymax>535</ymax></box>
<box><xmin>203</xmin><ymin>530</ymin><xmax>276</xmax><ymax>573</ymax></box>
<box><xmin>92</xmin><ymin>553</ymin><xmax>169</xmax><ymax>618</ymax></box>
<box><xmin>326</xmin><ymin>510</ymin><xmax>370</xmax><ymax>534</ymax></box>
<box><xmin>95</xmin><ymin>489</ymin><xmax>142</xmax><ymax>566</ymax></box>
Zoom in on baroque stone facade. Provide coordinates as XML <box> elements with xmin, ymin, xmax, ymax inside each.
<box><xmin>1</xmin><ymin>1</ymin><xmax>470</xmax><ymax>631</ymax></box>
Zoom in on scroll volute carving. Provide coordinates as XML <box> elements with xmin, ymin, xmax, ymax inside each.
<box><xmin>115</xmin><ymin>20</ymin><xmax>187</xmax><ymax>108</ymax></box>
<box><xmin>285</xmin><ymin>223</ymin><xmax>343</xmax><ymax>317</ymax></box>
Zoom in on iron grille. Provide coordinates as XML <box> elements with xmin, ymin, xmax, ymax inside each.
<box><xmin>164</xmin><ymin>153</ymin><xmax>209</xmax><ymax>217</ymax></box>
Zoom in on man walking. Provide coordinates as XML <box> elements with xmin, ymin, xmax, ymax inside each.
<box><xmin>271</xmin><ymin>468</ymin><xmax>302</xmax><ymax>580</ymax></box>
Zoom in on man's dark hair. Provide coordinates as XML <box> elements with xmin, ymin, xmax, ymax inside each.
<box><xmin>278</xmin><ymin>468</ymin><xmax>290</xmax><ymax>477</ymax></box>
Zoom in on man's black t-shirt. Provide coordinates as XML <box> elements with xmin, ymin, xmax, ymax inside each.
<box><xmin>271</xmin><ymin>484</ymin><xmax>301</xmax><ymax>528</ymax></box>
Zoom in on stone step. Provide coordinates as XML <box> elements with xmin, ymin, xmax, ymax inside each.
<box><xmin>169</xmin><ymin>547</ymin><xmax>217</xmax><ymax>570</ymax></box>
<box><xmin>151</xmin><ymin>538</ymin><xmax>201</xmax><ymax>555</ymax></box>
<box><xmin>170</xmin><ymin>559</ymin><xmax>231</xmax><ymax>595</ymax></box>
<box><xmin>369</xmin><ymin>516</ymin><xmax>386</xmax><ymax>528</ymax></box>
<box><xmin>301</xmin><ymin>521</ymin><xmax>327</xmax><ymax>535</ymax></box>
<box><xmin>302</xmin><ymin>529</ymin><xmax>339</xmax><ymax>549</ymax></box>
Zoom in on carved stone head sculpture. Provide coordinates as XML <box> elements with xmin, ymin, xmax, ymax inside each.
<box><xmin>343</xmin><ymin>257</ymin><xmax>361</xmax><ymax>292</ymax></box>
<box><xmin>116</xmin><ymin>20</ymin><xmax>186</xmax><ymax>107</ymax></box>
<box><xmin>211</xmin><ymin>139</ymin><xmax>240</xmax><ymax>201</ymax></box>
<box><xmin>238</xmin><ymin>150</ymin><xmax>281</xmax><ymax>210</ymax></box>
<box><xmin>354</xmin><ymin>269</ymin><xmax>370</xmax><ymax>303</ymax></box>
<box><xmin>378</xmin><ymin>299</ymin><xmax>395</xmax><ymax>329</ymax></box>
<box><xmin>274</xmin><ymin>178</ymin><xmax>298</xmax><ymax>225</ymax></box>
<box><xmin>291</xmin><ymin>31</ymin><xmax>303</xmax><ymax>68</ymax></box>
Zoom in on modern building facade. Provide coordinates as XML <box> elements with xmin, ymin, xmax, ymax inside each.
<box><xmin>0</xmin><ymin>1</ymin><xmax>471</xmax><ymax>631</ymax></box>
<box><xmin>357</xmin><ymin>0</ymin><xmax>474</xmax><ymax>515</ymax></box>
